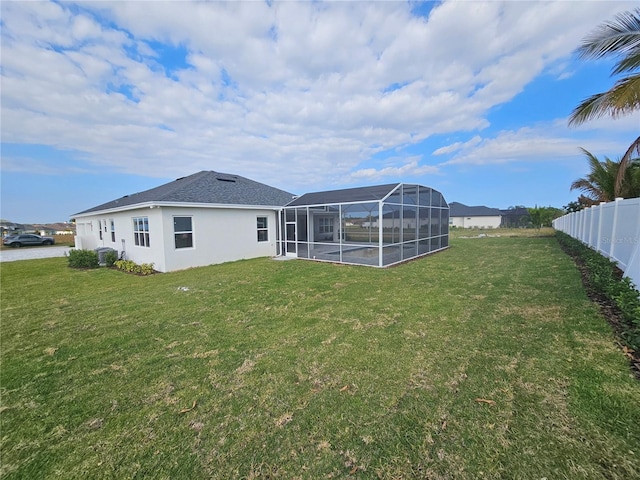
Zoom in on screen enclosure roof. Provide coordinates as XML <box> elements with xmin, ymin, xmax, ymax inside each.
<box><xmin>286</xmin><ymin>184</ymin><xmax>401</xmax><ymax>207</ymax></box>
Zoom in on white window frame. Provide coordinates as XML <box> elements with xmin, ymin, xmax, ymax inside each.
<box><xmin>257</xmin><ymin>216</ymin><xmax>268</xmax><ymax>242</ymax></box>
<box><xmin>173</xmin><ymin>216</ymin><xmax>194</xmax><ymax>249</ymax></box>
<box><xmin>319</xmin><ymin>217</ymin><xmax>334</xmax><ymax>234</ymax></box>
<box><xmin>133</xmin><ymin>217</ymin><xmax>150</xmax><ymax>247</ymax></box>
<box><xmin>110</xmin><ymin>219</ymin><xmax>116</xmax><ymax>242</ymax></box>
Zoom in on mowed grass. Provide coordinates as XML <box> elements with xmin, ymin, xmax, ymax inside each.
<box><xmin>1</xmin><ymin>236</ymin><xmax>639</xmax><ymax>479</ymax></box>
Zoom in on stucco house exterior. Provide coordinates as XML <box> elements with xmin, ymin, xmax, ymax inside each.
<box><xmin>36</xmin><ymin>223</ymin><xmax>76</xmax><ymax>235</ymax></box>
<box><xmin>72</xmin><ymin>171</ymin><xmax>295</xmax><ymax>273</ymax></box>
<box><xmin>449</xmin><ymin>202</ymin><xmax>502</xmax><ymax>229</ymax></box>
<box><xmin>73</xmin><ymin>172</ymin><xmax>449</xmax><ymax>271</ymax></box>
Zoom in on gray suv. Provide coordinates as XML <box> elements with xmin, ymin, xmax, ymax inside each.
<box><xmin>3</xmin><ymin>234</ymin><xmax>55</xmax><ymax>247</ymax></box>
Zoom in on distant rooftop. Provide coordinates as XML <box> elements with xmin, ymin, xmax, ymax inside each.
<box><xmin>449</xmin><ymin>202</ymin><xmax>502</xmax><ymax>217</ymax></box>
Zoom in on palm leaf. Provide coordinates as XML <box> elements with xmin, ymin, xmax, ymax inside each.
<box><xmin>615</xmin><ymin>135</ymin><xmax>640</xmax><ymax>196</ymax></box>
<box><xmin>576</xmin><ymin>8</ymin><xmax>640</xmax><ymax>61</ymax></box>
<box><xmin>570</xmin><ymin>9</ymin><xmax>640</xmax><ymax>125</ymax></box>
<box><xmin>568</xmin><ymin>73</ymin><xmax>640</xmax><ymax>125</ymax></box>
<box><xmin>612</xmin><ymin>48</ymin><xmax>640</xmax><ymax>75</ymax></box>
<box><xmin>570</xmin><ymin>149</ymin><xmax>619</xmax><ymax>202</ymax></box>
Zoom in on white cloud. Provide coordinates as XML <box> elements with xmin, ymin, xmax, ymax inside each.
<box><xmin>433</xmin><ymin>136</ymin><xmax>482</xmax><ymax>156</ymax></box>
<box><xmin>1</xmin><ymin>0</ymin><xmax>636</xmax><ymax>191</ymax></box>
<box><xmin>439</xmin><ymin>119</ymin><xmax>636</xmax><ymax>167</ymax></box>
<box><xmin>348</xmin><ymin>158</ymin><xmax>440</xmax><ymax>183</ymax></box>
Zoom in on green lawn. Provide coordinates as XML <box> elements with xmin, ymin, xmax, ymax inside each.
<box><xmin>1</xmin><ymin>235</ymin><xmax>639</xmax><ymax>479</ymax></box>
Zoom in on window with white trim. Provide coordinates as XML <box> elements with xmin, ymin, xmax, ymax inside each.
<box><xmin>257</xmin><ymin>217</ymin><xmax>268</xmax><ymax>242</ymax></box>
<box><xmin>174</xmin><ymin>216</ymin><xmax>193</xmax><ymax>249</ymax></box>
<box><xmin>319</xmin><ymin>217</ymin><xmax>333</xmax><ymax>234</ymax></box>
<box><xmin>110</xmin><ymin>219</ymin><xmax>116</xmax><ymax>242</ymax></box>
<box><xmin>133</xmin><ymin>217</ymin><xmax>150</xmax><ymax>247</ymax></box>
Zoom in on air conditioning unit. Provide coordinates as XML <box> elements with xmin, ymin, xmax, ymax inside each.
<box><xmin>95</xmin><ymin>247</ymin><xmax>117</xmax><ymax>265</ymax></box>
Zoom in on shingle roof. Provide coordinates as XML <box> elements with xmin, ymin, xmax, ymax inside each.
<box><xmin>449</xmin><ymin>202</ymin><xmax>502</xmax><ymax>217</ymax></box>
<box><xmin>74</xmin><ymin>171</ymin><xmax>296</xmax><ymax>215</ymax></box>
<box><xmin>286</xmin><ymin>184</ymin><xmax>400</xmax><ymax>207</ymax></box>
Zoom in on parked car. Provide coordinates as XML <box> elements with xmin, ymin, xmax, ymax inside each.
<box><xmin>3</xmin><ymin>234</ymin><xmax>55</xmax><ymax>247</ymax></box>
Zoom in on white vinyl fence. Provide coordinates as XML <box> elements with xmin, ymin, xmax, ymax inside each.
<box><xmin>553</xmin><ymin>197</ymin><xmax>640</xmax><ymax>290</ymax></box>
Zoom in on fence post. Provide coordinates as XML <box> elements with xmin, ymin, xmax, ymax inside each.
<box><xmin>577</xmin><ymin>209</ymin><xmax>582</xmax><ymax>241</ymax></box>
<box><xmin>608</xmin><ymin>198</ymin><xmax>623</xmax><ymax>263</ymax></box>
<box><xmin>587</xmin><ymin>205</ymin><xmax>596</xmax><ymax>247</ymax></box>
<box><xmin>582</xmin><ymin>207</ymin><xmax>590</xmax><ymax>244</ymax></box>
<box><xmin>596</xmin><ymin>202</ymin><xmax>605</xmax><ymax>253</ymax></box>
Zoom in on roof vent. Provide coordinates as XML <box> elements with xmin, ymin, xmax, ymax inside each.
<box><xmin>216</xmin><ymin>175</ymin><xmax>237</xmax><ymax>183</ymax></box>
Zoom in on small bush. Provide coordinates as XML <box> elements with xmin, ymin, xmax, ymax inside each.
<box><xmin>114</xmin><ymin>259</ymin><xmax>156</xmax><ymax>276</ymax></box>
<box><xmin>103</xmin><ymin>250</ymin><xmax>118</xmax><ymax>267</ymax></box>
<box><xmin>138</xmin><ymin>263</ymin><xmax>155</xmax><ymax>275</ymax></box>
<box><xmin>67</xmin><ymin>249</ymin><xmax>99</xmax><ymax>269</ymax></box>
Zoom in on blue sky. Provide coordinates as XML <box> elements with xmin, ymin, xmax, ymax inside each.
<box><xmin>1</xmin><ymin>0</ymin><xmax>638</xmax><ymax>223</ymax></box>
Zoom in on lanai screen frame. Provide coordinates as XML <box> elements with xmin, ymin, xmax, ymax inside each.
<box><xmin>280</xmin><ymin>183</ymin><xmax>449</xmax><ymax>267</ymax></box>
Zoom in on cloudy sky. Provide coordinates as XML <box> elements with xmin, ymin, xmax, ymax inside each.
<box><xmin>1</xmin><ymin>0</ymin><xmax>638</xmax><ymax>223</ymax></box>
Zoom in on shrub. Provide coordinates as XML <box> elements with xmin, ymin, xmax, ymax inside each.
<box><xmin>114</xmin><ymin>259</ymin><xmax>136</xmax><ymax>273</ymax></box>
<box><xmin>138</xmin><ymin>263</ymin><xmax>155</xmax><ymax>275</ymax></box>
<box><xmin>103</xmin><ymin>250</ymin><xmax>118</xmax><ymax>267</ymax></box>
<box><xmin>114</xmin><ymin>259</ymin><xmax>156</xmax><ymax>276</ymax></box>
<box><xmin>556</xmin><ymin>231</ymin><xmax>640</xmax><ymax>349</ymax></box>
<box><xmin>67</xmin><ymin>249</ymin><xmax>99</xmax><ymax>269</ymax></box>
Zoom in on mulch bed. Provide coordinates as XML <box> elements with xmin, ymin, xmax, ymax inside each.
<box><xmin>559</xmin><ymin>242</ymin><xmax>640</xmax><ymax>379</ymax></box>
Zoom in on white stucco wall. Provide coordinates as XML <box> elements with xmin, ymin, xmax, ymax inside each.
<box><xmin>75</xmin><ymin>207</ymin><xmax>163</xmax><ymax>266</ymax></box>
<box><xmin>159</xmin><ymin>207</ymin><xmax>279</xmax><ymax>272</ymax></box>
<box><xmin>450</xmin><ymin>215</ymin><xmax>502</xmax><ymax>229</ymax></box>
<box><xmin>75</xmin><ymin>205</ymin><xmax>279</xmax><ymax>272</ymax></box>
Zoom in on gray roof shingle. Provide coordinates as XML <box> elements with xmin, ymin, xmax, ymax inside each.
<box><xmin>449</xmin><ymin>202</ymin><xmax>502</xmax><ymax>217</ymax></box>
<box><xmin>74</xmin><ymin>171</ymin><xmax>296</xmax><ymax>215</ymax></box>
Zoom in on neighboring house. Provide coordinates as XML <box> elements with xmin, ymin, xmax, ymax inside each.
<box><xmin>35</xmin><ymin>223</ymin><xmax>76</xmax><ymax>236</ymax></box>
<box><xmin>1</xmin><ymin>222</ymin><xmax>21</xmax><ymax>237</ymax></box>
<box><xmin>73</xmin><ymin>174</ymin><xmax>449</xmax><ymax>271</ymax></box>
<box><xmin>0</xmin><ymin>222</ymin><xmax>37</xmax><ymax>236</ymax></box>
<box><xmin>72</xmin><ymin>171</ymin><xmax>295</xmax><ymax>273</ymax></box>
<box><xmin>449</xmin><ymin>202</ymin><xmax>502</xmax><ymax>229</ymax></box>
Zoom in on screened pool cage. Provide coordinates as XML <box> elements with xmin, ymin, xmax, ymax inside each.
<box><xmin>278</xmin><ymin>183</ymin><xmax>449</xmax><ymax>267</ymax></box>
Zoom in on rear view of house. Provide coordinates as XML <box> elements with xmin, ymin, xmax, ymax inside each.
<box><xmin>73</xmin><ymin>172</ymin><xmax>449</xmax><ymax>272</ymax></box>
<box><xmin>73</xmin><ymin>171</ymin><xmax>295</xmax><ymax>272</ymax></box>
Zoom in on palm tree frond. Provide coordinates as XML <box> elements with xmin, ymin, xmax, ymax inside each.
<box><xmin>568</xmin><ymin>73</ymin><xmax>640</xmax><ymax>125</ymax></box>
<box><xmin>615</xmin><ymin>135</ymin><xmax>640</xmax><ymax>195</ymax></box>
<box><xmin>576</xmin><ymin>8</ymin><xmax>640</xmax><ymax>60</ymax></box>
<box><xmin>612</xmin><ymin>49</ymin><xmax>640</xmax><ymax>74</ymax></box>
<box><xmin>568</xmin><ymin>91</ymin><xmax>618</xmax><ymax>126</ymax></box>
<box><xmin>570</xmin><ymin>149</ymin><xmax>625</xmax><ymax>203</ymax></box>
